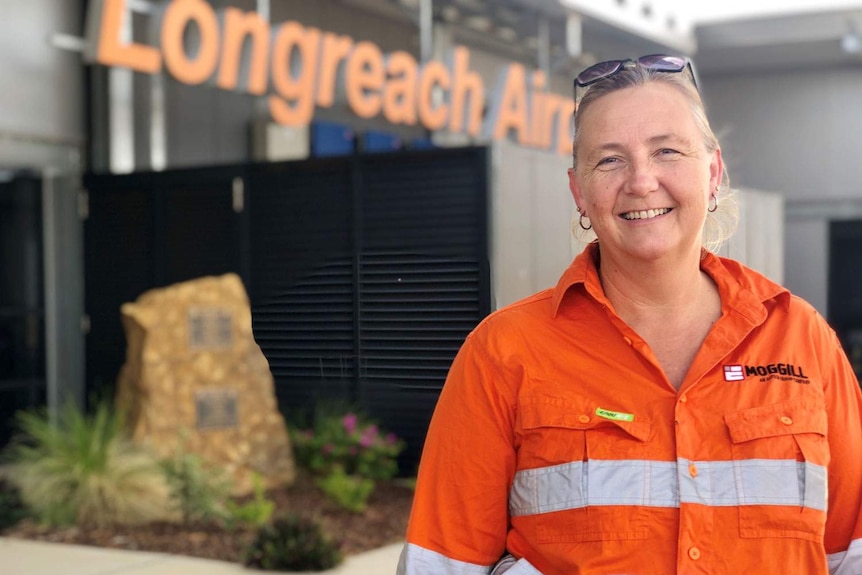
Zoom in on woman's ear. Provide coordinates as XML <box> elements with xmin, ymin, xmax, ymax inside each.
<box><xmin>710</xmin><ymin>148</ymin><xmax>724</xmax><ymax>191</ymax></box>
<box><xmin>568</xmin><ymin>167</ymin><xmax>584</xmax><ymax>210</ymax></box>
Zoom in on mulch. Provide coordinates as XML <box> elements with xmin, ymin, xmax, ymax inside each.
<box><xmin>2</xmin><ymin>473</ymin><xmax>414</xmax><ymax>564</ymax></box>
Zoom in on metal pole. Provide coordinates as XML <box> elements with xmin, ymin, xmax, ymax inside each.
<box><xmin>538</xmin><ymin>15</ymin><xmax>550</xmax><ymax>76</ymax></box>
<box><xmin>420</xmin><ymin>0</ymin><xmax>433</xmax><ymax>62</ymax></box>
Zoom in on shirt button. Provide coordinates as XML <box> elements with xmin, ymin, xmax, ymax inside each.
<box><xmin>578</xmin><ymin>414</ymin><xmax>591</xmax><ymax>424</ymax></box>
<box><xmin>780</xmin><ymin>416</ymin><xmax>793</xmax><ymax>425</ymax></box>
<box><xmin>688</xmin><ymin>463</ymin><xmax>698</xmax><ymax>478</ymax></box>
<box><xmin>623</xmin><ymin>336</ymin><xmax>632</xmax><ymax>345</ymax></box>
<box><xmin>679</xmin><ymin>395</ymin><xmax>688</xmax><ymax>403</ymax></box>
<box><xmin>688</xmin><ymin>547</ymin><xmax>701</xmax><ymax>560</ymax></box>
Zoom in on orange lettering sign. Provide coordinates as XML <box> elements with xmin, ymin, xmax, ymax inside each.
<box><xmin>161</xmin><ymin>0</ymin><xmax>220</xmax><ymax>85</ymax></box>
<box><xmin>316</xmin><ymin>33</ymin><xmax>354</xmax><ymax>107</ymax></box>
<box><xmin>492</xmin><ymin>64</ymin><xmax>529</xmax><ymax>145</ymax></box>
<box><xmin>417</xmin><ymin>61</ymin><xmax>451</xmax><ymax>131</ymax></box>
<box><xmin>383</xmin><ymin>52</ymin><xmax>418</xmax><ymax>125</ymax></box>
<box><xmin>346</xmin><ymin>42</ymin><xmax>385</xmax><ymax>119</ymax></box>
<box><xmin>85</xmin><ymin>0</ymin><xmax>572</xmax><ymax>155</ymax></box>
<box><xmin>217</xmin><ymin>7</ymin><xmax>270</xmax><ymax>94</ymax></box>
<box><xmin>269</xmin><ymin>21</ymin><xmax>321</xmax><ymax>126</ymax></box>
<box><xmin>449</xmin><ymin>47</ymin><xmax>483</xmax><ymax>137</ymax></box>
<box><xmin>91</xmin><ymin>0</ymin><xmax>161</xmax><ymax>73</ymax></box>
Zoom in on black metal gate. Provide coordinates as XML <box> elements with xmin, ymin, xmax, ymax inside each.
<box><xmin>83</xmin><ymin>147</ymin><xmax>491</xmax><ymax>473</ymax></box>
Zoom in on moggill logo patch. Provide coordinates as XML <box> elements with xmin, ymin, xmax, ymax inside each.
<box><xmin>723</xmin><ymin>363</ymin><xmax>811</xmax><ymax>384</ymax></box>
<box><xmin>724</xmin><ymin>365</ymin><xmax>745</xmax><ymax>381</ymax></box>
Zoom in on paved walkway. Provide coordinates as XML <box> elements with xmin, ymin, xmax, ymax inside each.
<box><xmin>0</xmin><ymin>536</ymin><xmax>402</xmax><ymax>575</ymax></box>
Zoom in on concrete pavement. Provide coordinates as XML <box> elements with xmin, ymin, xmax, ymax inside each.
<box><xmin>0</xmin><ymin>536</ymin><xmax>402</xmax><ymax>575</ymax></box>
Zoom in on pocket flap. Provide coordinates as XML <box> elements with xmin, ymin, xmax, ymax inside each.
<box><xmin>725</xmin><ymin>398</ymin><xmax>826</xmax><ymax>443</ymax></box>
<box><xmin>519</xmin><ymin>394</ymin><xmax>651</xmax><ymax>442</ymax></box>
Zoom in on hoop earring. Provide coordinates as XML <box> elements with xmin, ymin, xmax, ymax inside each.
<box><xmin>579</xmin><ymin>213</ymin><xmax>592</xmax><ymax>230</ymax></box>
<box><xmin>708</xmin><ymin>194</ymin><xmax>717</xmax><ymax>213</ymax></box>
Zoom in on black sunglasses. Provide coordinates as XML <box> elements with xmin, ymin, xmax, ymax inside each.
<box><xmin>575</xmin><ymin>54</ymin><xmax>696</xmax><ymax>99</ymax></box>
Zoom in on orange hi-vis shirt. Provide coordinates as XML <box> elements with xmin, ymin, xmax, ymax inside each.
<box><xmin>398</xmin><ymin>243</ymin><xmax>862</xmax><ymax>575</ymax></box>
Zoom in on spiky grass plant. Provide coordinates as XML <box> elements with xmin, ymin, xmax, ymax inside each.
<box><xmin>4</xmin><ymin>400</ymin><xmax>174</xmax><ymax>527</ymax></box>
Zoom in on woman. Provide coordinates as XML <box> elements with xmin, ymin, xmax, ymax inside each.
<box><xmin>397</xmin><ymin>55</ymin><xmax>862</xmax><ymax>575</ymax></box>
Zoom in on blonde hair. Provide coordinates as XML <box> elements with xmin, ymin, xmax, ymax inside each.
<box><xmin>572</xmin><ymin>65</ymin><xmax>738</xmax><ymax>253</ymax></box>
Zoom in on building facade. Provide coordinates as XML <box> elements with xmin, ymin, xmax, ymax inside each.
<box><xmin>4</xmin><ymin>0</ymin><xmax>857</xmax><ymax>466</ymax></box>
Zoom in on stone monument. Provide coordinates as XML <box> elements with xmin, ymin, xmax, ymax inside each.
<box><xmin>115</xmin><ymin>273</ymin><xmax>296</xmax><ymax>494</ymax></box>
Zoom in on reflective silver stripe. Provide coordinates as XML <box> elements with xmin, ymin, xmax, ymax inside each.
<box><xmin>397</xmin><ymin>543</ymin><xmax>492</xmax><ymax>575</ymax></box>
<box><xmin>491</xmin><ymin>556</ymin><xmax>545</xmax><ymax>575</ymax></box>
<box><xmin>679</xmin><ymin>458</ymin><xmax>827</xmax><ymax>511</ymax></box>
<box><xmin>510</xmin><ymin>460</ymin><xmax>678</xmax><ymax>516</ymax></box>
<box><xmin>828</xmin><ymin>538</ymin><xmax>862</xmax><ymax>575</ymax></box>
<box><xmin>510</xmin><ymin>458</ymin><xmax>827</xmax><ymax>517</ymax></box>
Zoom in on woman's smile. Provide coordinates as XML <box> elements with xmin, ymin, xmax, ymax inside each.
<box><xmin>620</xmin><ymin>207</ymin><xmax>673</xmax><ymax>221</ymax></box>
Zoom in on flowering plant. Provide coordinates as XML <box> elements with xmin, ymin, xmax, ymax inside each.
<box><xmin>290</xmin><ymin>411</ymin><xmax>406</xmax><ymax>481</ymax></box>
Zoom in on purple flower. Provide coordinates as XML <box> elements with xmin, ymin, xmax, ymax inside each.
<box><xmin>385</xmin><ymin>432</ymin><xmax>398</xmax><ymax>446</ymax></box>
<box><xmin>342</xmin><ymin>413</ymin><xmax>358</xmax><ymax>434</ymax></box>
<box><xmin>359</xmin><ymin>425</ymin><xmax>379</xmax><ymax>447</ymax></box>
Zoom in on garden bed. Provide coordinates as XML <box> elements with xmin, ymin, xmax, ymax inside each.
<box><xmin>2</xmin><ymin>472</ymin><xmax>414</xmax><ymax>564</ymax></box>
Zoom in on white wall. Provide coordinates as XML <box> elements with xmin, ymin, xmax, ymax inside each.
<box><xmin>490</xmin><ymin>140</ymin><xmax>576</xmax><ymax>309</ymax></box>
<box><xmin>702</xmin><ymin>67</ymin><xmax>862</xmax><ymax>315</ymax></box>
<box><xmin>0</xmin><ymin>0</ymin><xmax>86</xmax><ymax>409</ymax></box>
<box><xmin>784</xmin><ymin>216</ymin><xmax>829</xmax><ymax>314</ymax></box>
<box><xmin>703</xmin><ymin>68</ymin><xmax>862</xmax><ymax>201</ymax></box>
<box><xmin>0</xmin><ymin>0</ymin><xmax>84</xmax><ymax>170</ymax></box>
<box><xmin>724</xmin><ymin>188</ymin><xmax>785</xmax><ymax>285</ymax></box>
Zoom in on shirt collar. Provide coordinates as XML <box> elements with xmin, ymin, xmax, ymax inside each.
<box><xmin>550</xmin><ymin>242</ymin><xmax>788</xmax><ymax>320</ymax></box>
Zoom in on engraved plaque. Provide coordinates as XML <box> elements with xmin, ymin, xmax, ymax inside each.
<box><xmin>195</xmin><ymin>389</ymin><xmax>239</xmax><ymax>430</ymax></box>
<box><xmin>188</xmin><ymin>307</ymin><xmax>233</xmax><ymax>350</ymax></box>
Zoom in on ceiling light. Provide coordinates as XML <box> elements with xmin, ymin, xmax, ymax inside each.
<box><xmin>496</xmin><ymin>27</ymin><xmax>517</xmax><ymax>42</ymax></box>
<box><xmin>465</xmin><ymin>15</ymin><xmax>492</xmax><ymax>32</ymax></box>
<box><xmin>441</xmin><ymin>5</ymin><xmax>460</xmax><ymax>22</ymax></box>
<box><xmin>841</xmin><ymin>32</ymin><xmax>862</xmax><ymax>54</ymax></box>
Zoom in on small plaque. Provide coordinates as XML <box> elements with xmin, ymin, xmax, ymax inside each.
<box><xmin>188</xmin><ymin>307</ymin><xmax>233</xmax><ymax>350</ymax></box>
<box><xmin>195</xmin><ymin>389</ymin><xmax>238</xmax><ymax>430</ymax></box>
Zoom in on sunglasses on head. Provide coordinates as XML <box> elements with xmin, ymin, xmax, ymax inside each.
<box><xmin>574</xmin><ymin>54</ymin><xmax>696</xmax><ymax>99</ymax></box>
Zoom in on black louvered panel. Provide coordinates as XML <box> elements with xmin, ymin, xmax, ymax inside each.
<box><xmin>252</xmin><ymin>259</ymin><xmax>354</xmax><ymax>373</ymax></box>
<box><xmin>358</xmin><ymin>251</ymin><xmax>484</xmax><ymax>475</ymax></box>
<box><xmin>359</xmin><ymin>252</ymin><xmax>480</xmax><ymax>391</ymax></box>
<box><xmin>83</xmin><ymin>182</ymin><xmax>155</xmax><ymax>396</ymax></box>
<box><xmin>246</xmin><ymin>160</ymin><xmax>353</xmax><ymax>300</ymax></box>
<box><xmin>163</xmin><ymin>185</ymin><xmax>238</xmax><ymax>284</ymax></box>
<box><xmin>355</xmin><ymin>148</ymin><xmax>490</xmax><ymax>474</ymax></box>
<box><xmin>247</xmin><ymin>160</ymin><xmax>356</xmax><ymax>409</ymax></box>
<box><xmin>360</xmin><ymin>150</ymin><xmax>486</xmax><ymax>255</ymax></box>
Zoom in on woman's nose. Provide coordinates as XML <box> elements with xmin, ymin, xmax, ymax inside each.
<box><xmin>625</xmin><ymin>160</ymin><xmax>659</xmax><ymax>196</ymax></box>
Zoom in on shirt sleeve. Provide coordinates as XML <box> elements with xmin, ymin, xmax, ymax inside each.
<box><xmin>821</xmin><ymin>327</ymin><xmax>862</xmax><ymax>575</ymax></box>
<box><xmin>398</xmin><ymin>330</ymin><xmax>518</xmax><ymax>575</ymax></box>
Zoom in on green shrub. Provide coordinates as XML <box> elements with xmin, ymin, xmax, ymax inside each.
<box><xmin>224</xmin><ymin>472</ymin><xmax>275</xmax><ymax>530</ymax></box>
<box><xmin>315</xmin><ymin>466</ymin><xmax>374</xmax><ymax>513</ymax></box>
<box><xmin>3</xmin><ymin>401</ymin><xmax>173</xmax><ymax>527</ymax></box>
<box><xmin>0</xmin><ymin>478</ymin><xmax>28</xmax><ymax>532</ymax></box>
<box><xmin>243</xmin><ymin>514</ymin><xmax>343</xmax><ymax>571</ymax></box>
<box><xmin>160</xmin><ymin>438</ymin><xmax>231</xmax><ymax>526</ymax></box>
<box><xmin>290</xmin><ymin>410</ymin><xmax>406</xmax><ymax>481</ymax></box>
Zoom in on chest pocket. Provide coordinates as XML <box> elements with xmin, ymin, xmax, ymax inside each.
<box><xmin>514</xmin><ymin>395</ymin><xmax>653</xmax><ymax>543</ymax></box>
<box><xmin>724</xmin><ymin>398</ymin><xmax>829</xmax><ymax>541</ymax></box>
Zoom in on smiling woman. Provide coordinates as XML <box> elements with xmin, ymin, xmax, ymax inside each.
<box><xmin>397</xmin><ymin>54</ymin><xmax>862</xmax><ymax>575</ymax></box>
